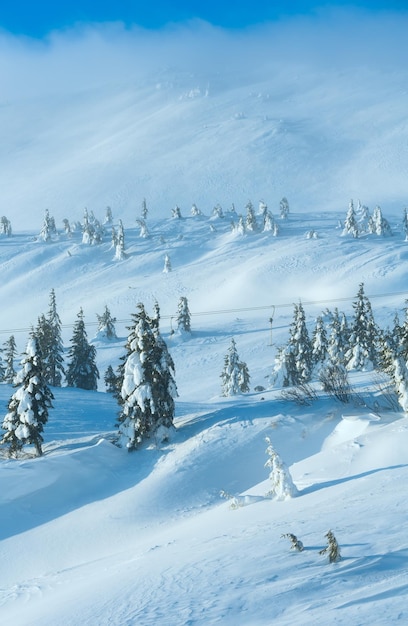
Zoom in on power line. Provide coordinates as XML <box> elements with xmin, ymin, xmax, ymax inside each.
<box><xmin>1</xmin><ymin>289</ymin><xmax>407</xmax><ymax>337</ymax></box>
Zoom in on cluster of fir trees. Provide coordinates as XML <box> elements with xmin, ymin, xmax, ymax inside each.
<box><xmin>342</xmin><ymin>199</ymin><xmax>393</xmax><ymax>238</ymax></box>
<box><xmin>0</xmin><ymin>296</ymin><xmax>178</xmax><ymax>457</ymax></box>
<box><xmin>272</xmin><ymin>283</ymin><xmax>408</xmax><ymax>411</ymax></box>
<box><xmin>0</xmin><ymin>292</ymin><xmax>117</xmax><ymax>456</ymax></box>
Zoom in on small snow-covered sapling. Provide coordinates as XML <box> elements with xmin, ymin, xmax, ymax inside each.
<box><xmin>281</xmin><ymin>533</ymin><xmax>304</xmax><ymax>551</ymax></box>
<box><xmin>319</xmin><ymin>530</ymin><xmax>341</xmax><ymax>563</ymax></box>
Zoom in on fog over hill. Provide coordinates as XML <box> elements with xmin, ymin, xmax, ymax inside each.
<box><xmin>1</xmin><ymin>9</ymin><xmax>408</xmax><ymax>230</ymax></box>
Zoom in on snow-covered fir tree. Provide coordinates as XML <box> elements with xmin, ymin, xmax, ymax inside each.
<box><xmin>345</xmin><ymin>283</ymin><xmax>379</xmax><ymax>371</ymax></box>
<box><xmin>274</xmin><ymin>302</ymin><xmax>313</xmax><ymax>387</ymax></box>
<box><xmin>342</xmin><ymin>199</ymin><xmax>359</xmax><ymax>238</ymax></box>
<box><xmin>319</xmin><ymin>530</ymin><xmax>341</xmax><ymax>563</ymax></box>
<box><xmin>114</xmin><ymin>219</ymin><xmax>126</xmax><ymax>260</ymax></box>
<box><xmin>136</xmin><ymin>218</ymin><xmax>149</xmax><ymax>238</ymax></box>
<box><xmin>327</xmin><ymin>308</ymin><xmax>349</xmax><ymax>366</ymax></box>
<box><xmin>378</xmin><ymin>305</ymin><xmax>408</xmax><ymax>411</ymax></box>
<box><xmin>66</xmin><ymin>309</ymin><xmax>99</xmax><ymax>390</ymax></box>
<box><xmin>2</xmin><ymin>335</ymin><xmax>17</xmax><ymax>384</ymax></box>
<box><xmin>0</xmin><ymin>350</ymin><xmax>5</xmax><ymax>382</ymax></box>
<box><xmin>191</xmin><ymin>203</ymin><xmax>202</xmax><ymax>216</ymax></box>
<box><xmin>264</xmin><ymin>437</ymin><xmax>298</xmax><ymax>500</ymax></box>
<box><xmin>387</xmin><ymin>354</ymin><xmax>408</xmax><ymax>412</ymax></box>
<box><xmin>402</xmin><ymin>207</ymin><xmax>408</xmax><ymax>241</ymax></box>
<box><xmin>96</xmin><ymin>305</ymin><xmax>117</xmax><ymax>340</ymax></box>
<box><xmin>281</xmin><ymin>533</ymin><xmax>304</xmax><ymax>551</ymax></box>
<box><xmin>116</xmin><ymin>303</ymin><xmax>177</xmax><ymax>450</ymax></box>
<box><xmin>311</xmin><ymin>315</ymin><xmax>328</xmax><ymax>369</ymax></box>
<box><xmin>220</xmin><ymin>338</ymin><xmax>250</xmax><ymax>396</ymax></box>
<box><xmin>39</xmin><ymin>209</ymin><xmax>57</xmax><ymax>242</ymax></box>
<box><xmin>91</xmin><ymin>218</ymin><xmax>104</xmax><ymax>244</ymax></box>
<box><xmin>237</xmin><ymin>215</ymin><xmax>246</xmax><ymax>235</ymax></box>
<box><xmin>1</xmin><ymin>333</ymin><xmax>53</xmax><ymax>457</ymax></box>
<box><xmin>279</xmin><ymin>197</ymin><xmax>290</xmax><ymax>219</ymax></box>
<box><xmin>62</xmin><ymin>218</ymin><xmax>72</xmax><ymax>238</ymax></box>
<box><xmin>394</xmin><ymin>300</ymin><xmax>408</xmax><ymax>362</ymax></box>
<box><xmin>176</xmin><ymin>296</ymin><xmax>192</xmax><ymax>334</ymax></box>
<box><xmin>104</xmin><ymin>206</ymin><xmax>113</xmax><ymax>224</ymax></box>
<box><xmin>104</xmin><ymin>365</ymin><xmax>118</xmax><ymax>394</ymax></box>
<box><xmin>82</xmin><ymin>208</ymin><xmax>94</xmax><ymax>244</ymax></box>
<box><xmin>0</xmin><ymin>215</ymin><xmax>12</xmax><ymax>236</ymax></box>
<box><xmin>141</xmin><ymin>198</ymin><xmax>148</xmax><ymax>220</ymax></box>
<box><xmin>172</xmin><ymin>206</ymin><xmax>182</xmax><ymax>219</ymax></box>
<box><xmin>37</xmin><ymin>289</ymin><xmax>65</xmax><ymax>387</ymax></box>
<box><xmin>245</xmin><ymin>201</ymin><xmax>258</xmax><ymax>231</ymax></box>
<box><xmin>163</xmin><ymin>254</ymin><xmax>172</xmax><ymax>273</ymax></box>
<box><xmin>368</xmin><ymin>205</ymin><xmax>392</xmax><ymax>236</ymax></box>
<box><xmin>212</xmin><ymin>205</ymin><xmax>224</xmax><ymax>218</ymax></box>
<box><xmin>261</xmin><ymin>202</ymin><xmax>278</xmax><ymax>234</ymax></box>
<box><xmin>355</xmin><ymin>199</ymin><xmax>370</xmax><ymax>233</ymax></box>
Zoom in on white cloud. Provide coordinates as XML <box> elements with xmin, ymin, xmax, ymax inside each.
<box><xmin>0</xmin><ymin>8</ymin><xmax>407</xmax><ymax>101</ymax></box>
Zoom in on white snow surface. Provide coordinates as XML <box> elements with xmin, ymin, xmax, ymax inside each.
<box><xmin>1</xmin><ymin>28</ymin><xmax>408</xmax><ymax>622</ymax></box>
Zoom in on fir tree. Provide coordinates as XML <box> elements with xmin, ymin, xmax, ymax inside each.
<box><xmin>1</xmin><ymin>333</ymin><xmax>53</xmax><ymax>457</ymax></box>
<box><xmin>141</xmin><ymin>198</ymin><xmax>148</xmax><ymax>220</ymax></box>
<box><xmin>342</xmin><ymin>199</ymin><xmax>359</xmax><ymax>238</ymax></box>
<box><xmin>114</xmin><ymin>220</ymin><xmax>126</xmax><ymax>260</ymax></box>
<box><xmin>221</xmin><ymin>338</ymin><xmax>250</xmax><ymax>396</ymax></box>
<box><xmin>402</xmin><ymin>208</ymin><xmax>408</xmax><ymax>241</ymax></box>
<box><xmin>327</xmin><ymin>308</ymin><xmax>349</xmax><ymax>367</ymax></box>
<box><xmin>0</xmin><ymin>216</ymin><xmax>12</xmax><ymax>236</ymax></box>
<box><xmin>96</xmin><ymin>305</ymin><xmax>117</xmax><ymax>340</ymax></box>
<box><xmin>82</xmin><ymin>208</ymin><xmax>94</xmax><ymax>244</ymax></box>
<box><xmin>356</xmin><ymin>199</ymin><xmax>370</xmax><ymax>233</ymax></box>
<box><xmin>191</xmin><ymin>203</ymin><xmax>202</xmax><ymax>216</ymax></box>
<box><xmin>279</xmin><ymin>197</ymin><xmax>290</xmax><ymax>219</ymax></box>
<box><xmin>245</xmin><ymin>201</ymin><xmax>258</xmax><ymax>231</ymax></box>
<box><xmin>66</xmin><ymin>309</ymin><xmax>99</xmax><ymax>390</ymax></box>
<box><xmin>311</xmin><ymin>315</ymin><xmax>328</xmax><ymax>367</ymax></box>
<box><xmin>37</xmin><ymin>289</ymin><xmax>65</xmax><ymax>387</ymax></box>
<box><xmin>104</xmin><ymin>365</ymin><xmax>118</xmax><ymax>394</ymax></box>
<box><xmin>281</xmin><ymin>533</ymin><xmax>304</xmax><ymax>551</ymax></box>
<box><xmin>212</xmin><ymin>205</ymin><xmax>224</xmax><ymax>218</ymax></box>
<box><xmin>345</xmin><ymin>283</ymin><xmax>379</xmax><ymax>371</ymax></box>
<box><xmin>136</xmin><ymin>218</ymin><xmax>149</xmax><ymax>238</ymax></box>
<box><xmin>172</xmin><ymin>206</ymin><xmax>182</xmax><ymax>219</ymax></box>
<box><xmin>368</xmin><ymin>205</ymin><xmax>391</xmax><ymax>236</ymax></box>
<box><xmin>264</xmin><ymin>437</ymin><xmax>298</xmax><ymax>500</ymax></box>
<box><xmin>288</xmin><ymin>302</ymin><xmax>313</xmax><ymax>385</ymax></box>
<box><xmin>39</xmin><ymin>209</ymin><xmax>57</xmax><ymax>242</ymax></box>
<box><xmin>117</xmin><ymin>303</ymin><xmax>177</xmax><ymax>450</ymax></box>
<box><xmin>62</xmin><ymin>218</ymin><xmax>72</xmax><ymax>238</ymax></box>
<box><xmin>3</xmin><ymin>335</ymin><xmax>17</xmax><ymax>384</ymax></box>
<box><xmin>176</xmin><ymin>296</ymin><xmax>192</xmax><ymax>334</ymax></box>
<box><xmin>237</xmin><ymin>215</ymin><xmax>246</xmax><ymax>235</ymax></box>
<box><xmin>163</xmin><ymin>254</ymin><xmax>172</xmax><ymax>273</ymax></box>
<box><xmin>0</xmin><ymin>349</ymin><xmax>5</xmax><ymax>382</ymax></box>
<box><xmin>396</xmin><ymin>300</ymin><xmax>408</xmax><ymax>362</ymax></box>
<box><xmin>319</xmin><ymin>530</ymin><xmax>341</xmax><ymax>563</ymax></box>
<box><xmin>104</xmin><ymin>206</ymin><xmax>113</xmax><ymax>224</ymax></box>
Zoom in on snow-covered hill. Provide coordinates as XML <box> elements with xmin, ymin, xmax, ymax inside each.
<box><xmin>1</xmin><ymin>206</ymin><xmax>408</xmax><ymax>624</ymax></box>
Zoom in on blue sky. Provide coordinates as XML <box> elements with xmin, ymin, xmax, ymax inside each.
<box><xmin>1</xmin><ymin>1</ymin><xmax>407</xmax><ymax>38</ymax></box>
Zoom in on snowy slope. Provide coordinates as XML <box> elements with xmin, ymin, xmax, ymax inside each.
<box><xmin>1</xmin><ymin>15</ymin><xmax>408</xmax><ymax>623</ymax></box>
<box><xmin>1</xmin><ymin>208</ymin><xmax>408</xmax><ymax>624</ymax></box>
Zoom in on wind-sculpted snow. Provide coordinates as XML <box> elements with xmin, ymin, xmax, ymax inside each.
<box><xmin>1</xmin><ymin>372</ymin><xmax>408</xmax><ymax>624</ymax></box>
